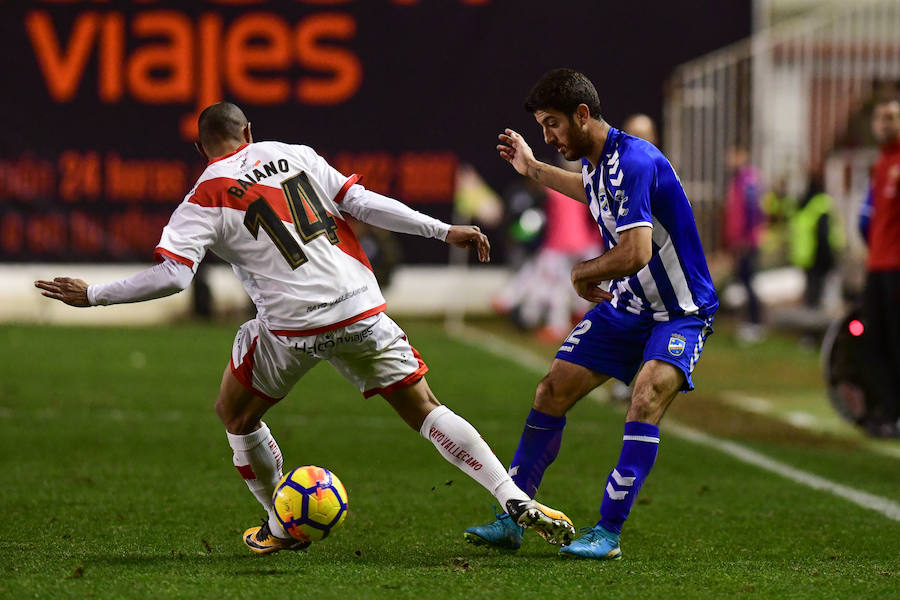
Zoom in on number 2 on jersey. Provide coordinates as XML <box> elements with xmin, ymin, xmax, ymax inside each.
<box><xmin>559</xmin><ymin>319</ymin><xmax>592</xmax><ymax>352</ymax></box>
<box><xmin>243</xmin><ymin>172</ymin><xmax>339</xmax><ymax>269</ymax></box>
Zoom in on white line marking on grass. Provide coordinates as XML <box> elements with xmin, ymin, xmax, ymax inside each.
<box><xmin>444</xmin><ymin>321</ymin><xmax>550</xmax><ymax>374</ymax></box>
<box><xmin>785</xmin><ymin>411</ymin><xmax>819</xmax><ymax>428</ymax></box>
<box><xmin>448</xmin><ymin>324</ymin><xmax>900</xmax><ymax>523</ymax></box>
<box><xmin>444</xmin><ymin>321</ymin><xmax>612</xmax><ymax>404</ymax></box>
<box><xmin>869</xmin><ymin>443</ymin><xmax>900</xmax><ymax>460</ymax></box>
<box><xmin>721</xmin><ymin>391</ymin><xmax>900</xmax><ymax>461</ymax></box>
<box><xmin>723</xmin><ymin>393</ymin><xmax>774</xmax><ymax>414</ymax></box>
<box><xmin>665</xmin><ymin>422</ymin><xmax>900</xmax><ymax>521</ymax></box>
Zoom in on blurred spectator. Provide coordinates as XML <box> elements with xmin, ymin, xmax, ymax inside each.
<box><xmin>723</xmin><ymin>145</ymin><xmax>764</xmax><ymax>342</ymax></box>
<box><xmin>859</xmin><ymin>187</ymin><xmax>874</xmax><ymax>242</ymax></box>
<box><xmin>530</xmin><ymin>186</ymin><xmax>603</xmax><ymax>342</ymax></box>
<box><xmin>493</xmin><ymin>161</ymin><xmax>603</xmax><ymax>342</ymax></box>
<box><xmin>622</xmin><ymin>113</ymin><xmax>658</xmax><ymax>146</ymax></box>
<box><xmin>788</xmin><ymin>175</ymin><xmax>843</xmax><ymax>309</ymax></box>
<box><xmin>501</xmin><ymin>176</ymin><xmax>547</xmax><ymax>269</ymax></box>
<box><xmin>492</xmin><ymin>176</ymin><xmax>546</xmax><ymax>325</ymax></box>
<box><xmin>859</xmin><ymin>96</ymin><xmax>900</xmax><ymax>437</ymax></box>
<box><xmin>761</xmin><ymin>175</ymin><xmax>794</xmax><ymax>266</ymax></box>
<box><xmin>454</xmin><ymin>163</ymin><xmax>504</xmax><ymax>228</ymax></box>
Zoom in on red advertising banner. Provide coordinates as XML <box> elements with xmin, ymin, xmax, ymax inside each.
<box><xmin>1</xmin><ymin>1</ymin><xmax>749</xmax><ymax>262</ymax></box>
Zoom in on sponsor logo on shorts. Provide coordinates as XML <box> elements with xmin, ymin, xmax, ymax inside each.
<box><xmin>293</xmin><ymin>326</ymin><xmax>374</xmax><ymax>356</ymax></box>
<box><xmin>668</xmin><ymin>333</ymin><xmax>686</xmax><ymax>357</ymax></box>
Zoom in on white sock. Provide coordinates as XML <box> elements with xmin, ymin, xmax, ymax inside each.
<box><xmin>419</xmin><ymin>405</ymin><xmax>529</xmax><ymax>508</ymax></box>
<box><xmin>226</xmin><ymin>421</ymin><xmax>289</xmax><ymax>538</ymax></box>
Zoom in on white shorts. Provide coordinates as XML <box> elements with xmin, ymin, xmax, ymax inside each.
<box><xmin>229</xmin><ymin>312</ymin><xmax>428</xmax><ymax>402</ymax></box>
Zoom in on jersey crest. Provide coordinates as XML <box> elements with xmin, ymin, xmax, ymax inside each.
<box><xmin>667</xmin><ymin>333</ymin><xmax>686</xmax><ymax>356</ymax></box>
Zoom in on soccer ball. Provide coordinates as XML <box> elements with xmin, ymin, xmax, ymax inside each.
<box><xmin>272</xmin><ymin>466</ymin><xmax>349</xmax><ymax>542</ymax></box>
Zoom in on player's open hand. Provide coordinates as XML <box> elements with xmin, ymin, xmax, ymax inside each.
<box><xmin>445</xmin><ymin>225</ymin><xmax>491</xmax><ymax>262</ymax></box>
<box><xmin>34</xmin><ymin>277</ymin><xmax>90</xmax><ymax>307</ymax></box>
<box><xmin>498</xmin><ymin>129</ymin><xmax>536</xmax><ymax>176</ymax></box>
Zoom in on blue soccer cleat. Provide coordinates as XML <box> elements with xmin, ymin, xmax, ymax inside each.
<box><xmin>559</xmin><ymin>525</ymin><xmax>622</xmax><ymax>560</ymax></box>
<box><xmin>464</xmin><ymin>506</ymin><xmax>524</xmax><ymax>550</ymax></box>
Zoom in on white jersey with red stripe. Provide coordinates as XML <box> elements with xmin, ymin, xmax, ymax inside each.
<box><xmin>155</xmin><ymin>141</ymin><xmax>385</xmax><ymax>335</ymax></box>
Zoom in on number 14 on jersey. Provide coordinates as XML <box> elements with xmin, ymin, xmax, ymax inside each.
<box><xmin>243</xmin><ymin>172</ymin><xmax>340</xmax><ymax>269</ymax></box>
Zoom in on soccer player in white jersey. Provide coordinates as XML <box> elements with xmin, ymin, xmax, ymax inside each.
<box><xmin>35</xmin><ymin>102</ymin><xmax>575</xmax><ymax>554</ymax></box>
<box><xmin>464</xmin><ymin>69</ymin><xmax>719</xmax><ymax>559</ymax></box>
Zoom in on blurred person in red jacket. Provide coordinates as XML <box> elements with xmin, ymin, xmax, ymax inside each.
<box><xmin>861</xmin><ymin>96</ymin><xmax>900</xmax><ymax>437</ymax></box>
<box><xmin>723</xmin><ymin>145</ymin><xmax>764</xmax><ymax>342</ymax></box>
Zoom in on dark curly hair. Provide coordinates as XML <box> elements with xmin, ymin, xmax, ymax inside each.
<box><xmin>524</xmin><ymin>68</ymin><xmax>603</xmax><ymax>120</ymax></box>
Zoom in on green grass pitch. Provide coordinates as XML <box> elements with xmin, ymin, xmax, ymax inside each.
<box><xmin>0</xmin><ymin>320</ymin><xmax>897</xmax><ymax>599</ymax></box>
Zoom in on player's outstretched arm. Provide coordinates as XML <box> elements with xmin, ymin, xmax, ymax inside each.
<box><xmin>498</xmin><ymin>129</ymin><xmax>587</xmax><ymax>203</ymax></box>
<box><xmin>445</xmin><ymin>225</ymin><xmax>490</xmax><ymax>263</ymax></box>
<box><xmin>34</xmin><ymin>258</ymin><xmax>194</xmax><ymax>308</ymax></box>
<box><xmin>340</xmin><ymin>188</ymin><xmax>491</xmax><ymax>262</ymax></box>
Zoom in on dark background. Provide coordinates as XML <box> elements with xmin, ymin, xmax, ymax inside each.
<box><xmin>1</xmin><ymin>0</ymin><xmax>751</xmax><ymax>263</ymax></box>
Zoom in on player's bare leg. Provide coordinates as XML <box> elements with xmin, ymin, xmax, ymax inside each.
<box><xmin>215</xmin><ymin>364</ymin><xmax>273</xmax><ymax>435</ymax></box>
<box><xmin>215</xmin><ymin>366</ymin><xmax>306</xmax><ymax>554</ymax></box>
<box><xmin>384</xmin><ymin>378</ymin><xmax>575</xmax><ymax>545</ymax></box>
<box><xmin>533</xmin><ymin>359</ymin><xmax>610</xmax><ymax>416</ymax></box>
<box><xmin>626</xmin><ymin>359</ymin><xmax>684</xmax><ymax>424</ymax></box>
<box><xmin>465</xmin><ymin>360</ymin><xmax>607</xmax><ymax>548</ymax></box>
<box><xmin>383</xmin><ymin>374</ymin><xmax>441</xmax><ymax>430</ymax></box>
<box><xmin>561</xmin><ymin>359</ymin><xmax>684</xmax><ymax>559</ymax></box>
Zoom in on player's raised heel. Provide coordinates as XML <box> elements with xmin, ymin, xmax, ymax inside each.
<box><xmin>243</xmin><ymin>519</ymin><xmax>311</xmax><ymax>555</ymax></box>
<box><xmin>464</xmin><ymin>506</ymin><xmax>524</xmax><ymax>550</ymax></box>
<box><xmin>559</xmin><ymin>525</ymin><xmax>622</xmax><ymax>560</ymax></box>
<box><xmin>505</xmin><ymin>499</ymin><xmax>575</xmax><ymax>546</ymax></box>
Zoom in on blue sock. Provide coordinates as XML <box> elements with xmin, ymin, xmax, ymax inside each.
<box><xmin>508</xmin><ymin>409</ymin><xmax>566</xmax><ymax>499</ymax></box>
<box><xmin>597</xmin><ymin>421</ymin><xmax>660</xmax><ymax>536</ymax></box>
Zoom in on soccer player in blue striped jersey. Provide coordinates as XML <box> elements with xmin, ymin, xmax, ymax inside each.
<box><xmin>464</xmin><ymin>69</ymin><xmax>719</xmax><ymax>559</ymax></box>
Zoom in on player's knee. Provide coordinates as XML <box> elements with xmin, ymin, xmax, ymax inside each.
<box><xmin>533</xmin><ymin>374</ymin><xmax>569</xmax><ymax>416</ymax></box>
<box><xmin>644</xmin><ymin>378</ymin><xmax>671</xmax><ymax>399</ymax></box>
<box><xmin>629</xmin><ymin>381</ymin><xmax>668</xmax><ymax>421</ymax></box>
<box><xmin>214</xmin><ymin>396</ymin><xmax>227</xmax><ymax>422</ymax></box>
<box><xmin>215</xmin><ymin>397</ymin><xmax>259</xmax><ymax>435</ymax></box>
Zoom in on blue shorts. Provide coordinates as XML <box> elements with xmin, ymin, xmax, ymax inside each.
<box><xmin>555</xmin><ymin>302</ymin><xmax>714</xmax><ymax>391</ymax></box>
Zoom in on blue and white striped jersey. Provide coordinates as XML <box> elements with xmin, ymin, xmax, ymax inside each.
<box><xmin>583</xmin><ymin>128</ymin><xmax>718</xmax><ymax>320</ymax></box>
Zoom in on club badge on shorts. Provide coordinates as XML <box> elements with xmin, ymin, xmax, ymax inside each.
<box><xmin>668</xmin><ymin>333</ymin><xmax>686</xmax><ymax>357</ymax></box>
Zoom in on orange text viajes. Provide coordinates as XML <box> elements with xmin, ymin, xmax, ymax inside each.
<box><xmin>25</xmin><ymin>9</ymin><xmax>363</xmax><ymax>139</ymax></box>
